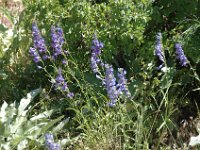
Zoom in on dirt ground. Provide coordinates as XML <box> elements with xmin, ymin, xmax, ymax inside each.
<box><xmin>0</xmin><ymin>0</ymin><xmax>23</xmax><ymax>28</ymax></box>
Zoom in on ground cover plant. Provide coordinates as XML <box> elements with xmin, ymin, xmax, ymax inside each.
<box><xmin>0</xmin><ymin>0</ymin><xmax>200</xmax><ymax>149</ymax></box>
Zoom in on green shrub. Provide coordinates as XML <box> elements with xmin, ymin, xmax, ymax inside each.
<box><xmin>22</xmin><ymin>0</ymin><xmax>153</xmax><ymax>68</ymax></box>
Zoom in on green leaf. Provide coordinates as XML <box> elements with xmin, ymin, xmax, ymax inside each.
<box><xmin>11</xmin><ymin>136</ymin><xmax>25</xmax><ymax>149</ymax></box>
<box><xmin>193</xmin><ymin>88</ymin><xmax>200</xmax><ymax>91</ymax></box>
<box><xmin>11</xmin><ymin>117</ymin><xmax>27</xmax><ymax>135</ymax></box>
<box><xmin>0</xmin><ymin>24</ymin><xmax>7</xmax><ymax>32</ymax></box>
<box><xmin>156</xmin><ymin>121</ymin><xmax>166</xmax><ymax>133</ymax></box>
<box><xmin>18</xmin><ymin>88</ymin><xmax>42</xmax><ymax>116</ymax></box>
<box><xmin>30</xmin><ymin>110</ymin><xmax>53</xmax><ymax>121</ymax></box>
<box><xmin>40</xmin><ymin>115</ymin><xmax>64</xmax><ymax>134</ymax></box>
<box><xmin>0</xmin><ymin>101</ymin><xmax>8</xmax><ymax>123</ymax></box>
<box><xmin>52</xmin><ymin>117</ymin><xmax>70</xmax><ymax>132</ymax></box>
<box><xmin>25</xmin><ymin>122</ymin><xmax>48</xmax><ymax>139</ymax></box>
<box><xmin>0</xmin><ymin>121</ymin><xmax>5</xmax><ymax>136</ymax></box>
<box><xmin>17</xmin><ymin>139</ymin><xmax>28</xmax><ymax>150</ymax></box>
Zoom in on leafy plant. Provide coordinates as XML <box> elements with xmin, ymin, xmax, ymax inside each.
<box><xmin>0</xmin><ymin>88</ymin><xmax>70</xmax><ymax>150</ymax></box>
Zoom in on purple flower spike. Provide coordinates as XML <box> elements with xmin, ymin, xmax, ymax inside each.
<box><xmin>90</xmin><ymin>34</ymin><xmax>132</xmax><ymax>107</ymax></box>
<box><xmin>45</xmin><ymin>133</ymin><xmax>54</xmax><ymax>141</ymax></box>
<box><xmin>42</xmin><ymin>54</ymin><xmax>49</xmax><ymax>60</ymax></box>
<box><xmin>175</xmin><ymin>43</ymin><xmax>188</xmax><ymax>67</ymax></box>
<box><xmin>117</xmin><ymin>68</ymin><xmax>131</xmax><ymax>97</ymax></box>
<box><xmin>56</xmin><ymin>69</ymin><xmax>65</xmax><ymax>83</ymax></box>
<box><xmin>91</xmin><ymin>35</ymin><xmax>103</xmax><ymax>55</ymax></box>
<box><xmin>45</xmin><ymin>133</ymin><xmax>61</xmax><ymax>150</ymax></box>
<box><xmin>30</xmin><ymin>23</ymin><xmax>49</xmax><ymax>63</ymax></box>
<box><xmin>90</xmin><ymin>34</ymin><xmax>103</xmax><ymax>73</ymax></box>
<box><xmin>155</xmin><ymin>33</ymin><xmax>164</xmax><ymax>63</ymax></box>
<box><xmin>105</xmin><ymin>64</ymin><xmax>119</xmax><ymax>107</ymax></box>
<box><xmin>29</xmin><ymin>47</ymin><xmax>41</xmax><ymax>63</ymax></box>
<box><xmin>32</xmin><ymin>23</ymin><xmax>47</xmax><ymax>54</ymax></box>
<box><xmin>91</xmin><ymin>56</ymin><xmax>99</xmax><ymax>73</ymax></box>
<box><xmin>54</xmin><ymin>68</ymin><xmax>74</xmax><ymax>98</ymax></box>
<box><xmin>67</xmin><ymin>92</ymin><xmax>74</xmax><ymax>99</ymax></box>
<box><xmin>108</xmin><ymin>101</ymin><xmax>116</xmax><ymax>107</ymax></box>
<box><xmin>62</xmin><ymin>59</ymin><xmax>67</xmax><ymax>65</ymax></box>
<box><xmin>51</xmin><ymin>26</ymin><xmax>65</xmax><ymax>58</ymax></box>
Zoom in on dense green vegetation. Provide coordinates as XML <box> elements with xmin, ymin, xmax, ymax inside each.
<box><xmin>0</xmin><ymin>0</ymin><xmax>200</xmax><ymax>149</ymax></box>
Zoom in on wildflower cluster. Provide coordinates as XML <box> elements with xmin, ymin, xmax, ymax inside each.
<box><xmin>90</xmin><ymin>35</ymin><xmax>131</xmax><ymax>107</ymax></box>
<box><xmin>30</xmin><ymin>23</ymin><xmax>73</xmax><ymax>97</ymax></box>
<box><xmin>117</xmin><ymin>68</ymin><xmax>131</xmax><ymax>97</ymax></box>
<box><xmin>104</xmin><ymin>65</ymin><xmax>131</xmax><ymax>107</ymax></box>
<box><xmin>175</xmin><ymin>43</ymin><xmax>188</xmax><ymax>66</ymax></box>
<box><xmin>45</xmin><ymin>133</ymin><xmax>61</xmax><ymax>150</ymax></box>
<box><xmin>51</xmin><ymin>26</ymin><xmax>65</xmax><ymax>59</ymax></box>
<box><xmin>91</xmin><ymin>34</ymin><xmax>104</xmax><ymax>73</ymax></box>
<box><xmin>155</xmin><ymin>32</ymin><xmax>164</xmax><ymax>70</ymax></box>
<box><xmin>155</xmin><ymin>33</ymin><xmax>164</xmax><ymax>62</ymax></box>
<box><xmin>154</xmin><ymin>33</ymin><xmax>188</xmax><ymax>69</ymax></box>
<box><xmin>54</xmin><ymin>68</ymin><xmax>74</xmax><ymax>98</ymax></box>
<box><xmin>104</xmin><ymin>64</ymin><xmax>118</xmax><ymax>107</ymax></box>
<box><xmin>29</xmin><ymin>47</ymin><xmax>40</xmax><ymax>63</ymax></box>
<box><xmin>29</xmin><ymin>23</ymin><xmax>48</xmax><ymax>64</ymax></box>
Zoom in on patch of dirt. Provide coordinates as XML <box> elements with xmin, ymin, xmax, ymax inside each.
<box><xmin>0</xmin><ymin>0</ymin><xmax>23</xmax><ymax>28</ymax></box>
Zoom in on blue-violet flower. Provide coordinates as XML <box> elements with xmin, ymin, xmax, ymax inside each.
<box><xmin>91</xmin><ymin>35</ymin><xmax>104</xmax><ymax>73</ymax></box>
<box><xmin>31</xmin><ymin>23</ymin><xmax>48</xmax><ymax>61</ymax></box>
<box><xmin>104</xmin><ymin>64</ymin><xmax>119</xmax><ymax>107</ymax></box>
<box><xmin>45</xmin><ymin>133</ymin><xmax>61</xmax><ymax>150</ymax></box>
<box><xmin>51</xmin><ymin>26</ymin><xmax>65</xmax><ymax>59</ymax></box>
<box><xmin>29</xmin><ymin>47</ymin><xmax>41</xmax><ymax>63</ymax></box>
<box><xmin>117</xmin><ymin>68</ymin><xmax>131</xmax><ymax>97</ymax></box>
<box><xmin>54</xmin><ymin>68</ymin><xmax>74</xmax><ymax>98</ymax></box>
<box><xmin>155</xmin><ymin>32</ymin><xmax>164</xmax><ymax>63</ymax></box>
<box><xmin>175</xmin><ymin>43</ymin><xmax>188</xmax><ymax>66</ymax></box>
